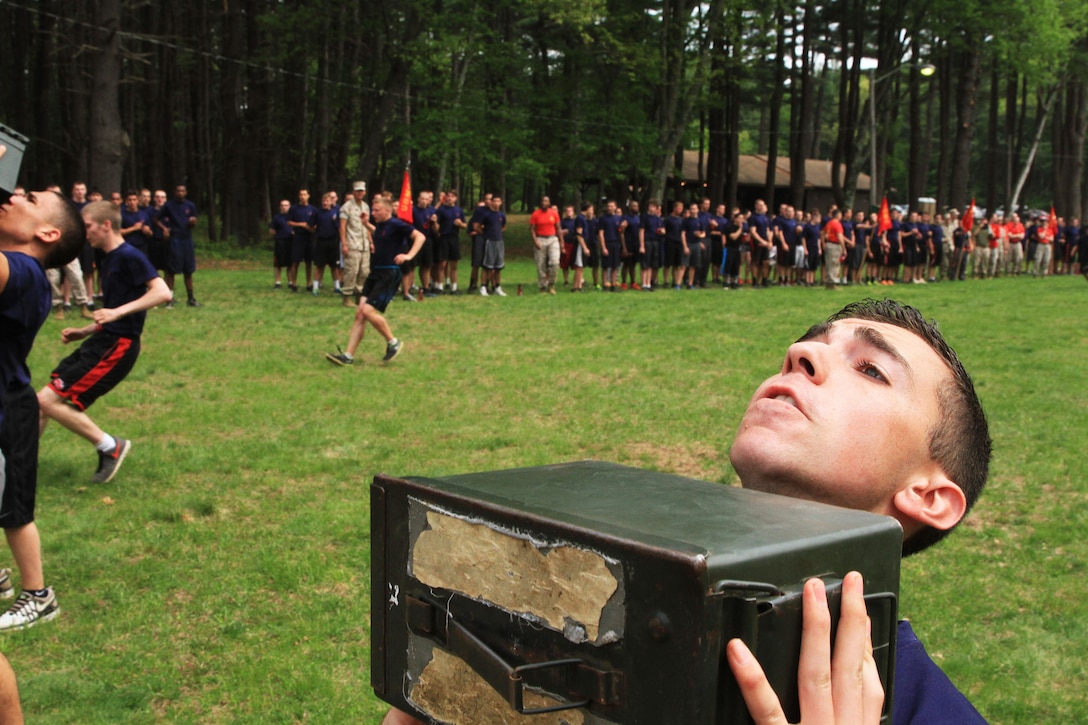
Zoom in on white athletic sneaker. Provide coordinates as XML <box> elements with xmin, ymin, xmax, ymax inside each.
<box><xmin>0</xmin><ymin>588</ymin><xmax>60</xmax><ymax>631</ymax></box>
<box><xmin>493</xmin><ymin>286</ymin><xmax>507</xmax><ymax>297</ymax></box>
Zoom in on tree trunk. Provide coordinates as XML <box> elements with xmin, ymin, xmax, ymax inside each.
<box><xmin>948</xmin><ymin>38</ymin><xmax>983</xmax><ymax>212</ymax></box>
<box><xmin>789</xmin><ymin>0</ymin><xmax>813</xmax><ymax>208</ymax></box>
<box><xmin>88</xmin><ymin>0</ymin><xmax>126</xmax><ymax>194</ymax></box>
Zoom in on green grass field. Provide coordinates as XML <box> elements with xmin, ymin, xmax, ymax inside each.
<box><xmin>7</xmin><ymin>243</ymin><xmax>1087</xmax><ymax>723</ymax></box>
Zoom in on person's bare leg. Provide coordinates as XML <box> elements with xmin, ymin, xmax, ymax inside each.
<box><xmin>0</xmin><ymin>652</ymin><xmax>24</xmax><ymax>725</ymax></box>
<box><xmin>4</xmin><ymin>525</ymin><xmax>43</xmax><ymax>591</ymax></box>
<box><xmin>37</xmin><ymin>388</ymin><xmax>104</xmax><ymax>445</ymax></box>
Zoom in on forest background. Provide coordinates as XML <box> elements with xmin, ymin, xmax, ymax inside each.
<box><xmin>2</xmin><ymin>0</ymin><xmax>1088</xmax><ymax>246</ymax></box>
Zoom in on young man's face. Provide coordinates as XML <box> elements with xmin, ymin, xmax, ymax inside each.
<box><xmin>125</xmin><ymin>195</ymin><xmax>139</xmax><ymax>211</ymax></box>
<box><xmin>110</xmin><ymin>192</ymin><xmax>123</xmax><ymax>208</ymax></box>
<box><xmin>154</xmin><ymin>191</ymin><xmax>167</xmax><ymax>206</ymax></box>
<box><xmin>489</xmin><ymin>197</ymin><xmax>502</xmax><ymax>211</ymax></box>
<box><xmin>730</xmin><ymin>318</ymin><xmax>950</xmax><ymax>523</ymax></box>
<box><xmin>139</xmin><ymin>189</ymin><xmax>151</xmax><ymax>207</ymax></box>
<box><xmin>82</xmin><ymin>212</ymin><xmax>112</xmax><ymax>250</ymax></box>
<box><xmin>298</xmin><ymin>190</ymin><xmax>310</xmax><ymax>205</ymax></box>
<box><xmin>279</xmin><ymin>200</ymin><xmax>291</xmax><ymax>213</ymax></box>
<box><xmin>0</xmin><ymin>191</ymin><xmax>67</xmax><ymax>249</ymax></box>
<box><xmin>175</xmin><ymin>186</ymin><xmax>187</xmax><ymax>201</ymax></box>
<box><xmin>371</xmin><ymin>202</ymin><xmax>392</xmax><ymax>222</ymax></box>
<box><xmin>71</xmin><ymin>184</ymin><xmax>87</xmax><ymax>202</ymax></box>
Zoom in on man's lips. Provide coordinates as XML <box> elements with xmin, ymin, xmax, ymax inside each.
<box><xmin>753</xmin><ymin>383</ymin><xmax>809</xmax><ymax>420</ymax></box>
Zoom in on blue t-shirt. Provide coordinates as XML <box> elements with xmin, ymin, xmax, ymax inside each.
<box><xmin>436</xmin><ymin>205</ymin><xmax>465</xmax><ymax>237</ymax></box>
<box><xmin>893</xmin><ymin>621</ymin><xmax>987</xmax><ymax>725</ymax></box>
<box><xmin>886</xmin><ymin>220</ymin><xmax>901</xmax><ymax>251</ymax></box>
<box><xmin>803</xmin><ymin>222</ymin><xmax>821</xmax><ymax>252</ymax></box>
<box><xmin>371</xmin><ymin>218</ymin><xmax>417</xmax><ymax>267</ymax></box>
<box><xmin>413</xmin><ymin>205</ymin><xmax>437</xmax><ymax>238</ymax></box>
<box><xmin>598</xmin><ymin>213</ymin><xmax>622</xmax><ymax>244</ymax></box>
<box><xmin>748</xmin><ymin>213</ymin><xmax>771</xmax><ymax>246</ymax></box>
<box><xmin>288</xmin><ymin>204</ymin><xmax>316</xmax><ymax>243</ymax></box>
<box><xmin>663</xmin><ymin>215</ymin><xmax>684</xmax><ymax>244</ymax></box>
<box><xmin>643</xmin><ymin>213</ymin><xmax>663</xmax><ymax>242</ymax></box>
<box><xmin>0</xmin><ymin>252</ymin><xmax>50</xmax><ymax>405</ymax></box>
<box><xmin>682</xmin><ymin>215</ymin><xmax>706</xmax><ymax>245</ymax></box>
<box><xmin>146</xmin><ymin>206</ymin><xmax>166</xmax><ymax>241</ymax></box>
<box><xmin>314</xmin><ymin>207</ymin><xmax>340</xmax><ymax>240</ymax></box>
<box><xmin>271</xmin><ymin>214</ymin><xmax>292</xmax><ymax>241</ymax></box>
<box><xmin>623</xmin><ymin>214</ymin><xmax>641</xmax><ymax>250</ymax></box>
<box><xmin>160</xmin><ymin>199</ymin><xmax>197</xmax><ymax>243</ymax></box>
<box><xmin>100</xmin><ymin>243</ymin><xmax>160</xmax><ymax>339</ymax></box>
<box><xmin>930</xmin><ymin>223</ymin><xmax>943</xmax><ymax>246</ymax></box>
<box><xmin>121</xmin><ymin>208</ymin><xmax>149</xmax><ymax>250</ymax></box>
<box><xmin>560</xmin><ymin>217</ymin><xmax>577</xmax><ymax>245</ymax></box>
<box><xmin>477</xmin><ymin>209</ymin><xmax>506</xmax><ymax>241</ymax></box>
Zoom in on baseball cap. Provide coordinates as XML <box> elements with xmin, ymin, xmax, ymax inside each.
<box><xmin>353</xmin><ymin>181</ymin><xmax>366</xmax><ymax>192</ymax></box>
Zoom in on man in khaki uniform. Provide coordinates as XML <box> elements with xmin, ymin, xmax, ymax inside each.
<box><xmin>339</xmin><ymin>181</ymin><xmax>371</xmax><ymax>308</ymax></box>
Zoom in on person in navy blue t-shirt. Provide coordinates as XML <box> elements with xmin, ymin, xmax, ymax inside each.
<box><xmin>38</xmin><ymin>201</ymin><xmax>171</xmax><ymax>487</ymax></box>
<box><xmin>158</xmin><ymin>184</ymin><xmax>200</xmax><ymax>307</ymax></box>
<box><xmin>286</xmin><ymin>189</ymin><xmax>317</xmax><ymax>293</ymax></box>
<box><xmin>269</xmin><ymin>199</ymin><xmax>293</xmax><ymax>289</ymax></box>
<box><xmin>326</xmin><ymin>196</ymin><xmax>425</xmax><ymax>366</ymax></box>
<box><xmin>0</xmin><ymin>180</ymin><xmax>85</xmax><ymax>632</ymax></box>
<box><xmin>119</xmin><ymin>191</ymin><xmax>151</xmax><ymax>257</ymax></box>
<box><xmin>311</xmin><ymin>192</ymin><xmax>341</xmax><ymax>296</ymax></box>
<box><xmin>384</xmin><ymin>299</ymin><xmax>992</xmax><ymax>725</ymax></box>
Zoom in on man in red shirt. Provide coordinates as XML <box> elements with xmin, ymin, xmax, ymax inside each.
<box><xmin>1004</xmin><ymin>212</ymin><xmax>1025</xmax><ymax>275</ymax></box>
<box><xmin>529</xmin><ymin>196</ymin><xmax>562</xmax><ymax>294</ymax></box>
<box><xmin>822</xmin><ymin>208</ymin><xmax>845</xmax><ymax>289</ymax></box>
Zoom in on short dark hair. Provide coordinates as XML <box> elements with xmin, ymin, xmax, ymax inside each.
<box><xmin>821</xmin><ymin>299</ymin><xmax>991</xmax><ymax>556</ymax></box>
<box><xmin>42</xmin><ymin>192</ymin><xmax>86</xmax><ymax>269</ymax></box>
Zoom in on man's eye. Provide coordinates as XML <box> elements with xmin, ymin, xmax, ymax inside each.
<box><xmin>857</xmin><ymin>361</ymin><xmax>887</xmax><ymax>383</ymax></box>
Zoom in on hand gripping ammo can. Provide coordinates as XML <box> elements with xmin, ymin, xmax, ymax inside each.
<box><xmin>371</xmin><ymin>461</ymin><xmax>901</xmax><ymax>724</ymax></box>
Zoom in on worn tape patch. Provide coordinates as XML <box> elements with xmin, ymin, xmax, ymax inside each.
<box><xmin>412</xmin><ymin>508</ymin><xmax>619</xmax><ymax>642</ymax></box>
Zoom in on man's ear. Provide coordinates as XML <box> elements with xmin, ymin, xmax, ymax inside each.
<box><xmin>34</xmin><ymin>226</ymin><xmax>61</xmax><ymax>244</ymax></box>
<box><xmin>892</xmin><ymin>466</ymin><xmax>967</xmax><ymax>533</ymax></box>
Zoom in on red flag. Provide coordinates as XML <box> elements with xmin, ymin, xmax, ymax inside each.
<box><xmin>962</xmin><ymin>199</ymin><xmax>975</xmax><ymax>233</ymax></box>
<box><xmin>1048</xmin><ymin>205</ymin><xmax>1058</xmax><ymax>235</ymax></box>
<box><xmin>396</xmin><ymin>167</ymin><xmax>413</xmax><ymax>223</ymax></box>
<box><xmin>877</xmin><ymin>197</ymin><xmax>892</xmax><ymax>234</ymax></box>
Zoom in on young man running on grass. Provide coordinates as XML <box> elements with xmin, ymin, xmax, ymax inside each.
<box><xmin>0</xmin><ymin>173</ymin><xmax>85</xmax><ymax>631</ymax></box>
<box><xmin>325</xmin><ymin>196</ymin><xmax>425</xmax><ymax>366</ymax></box>
<box><xmin>37</xmin><ymin>201</ymin><xmax>171</xmax><ymax>485</ymax></box>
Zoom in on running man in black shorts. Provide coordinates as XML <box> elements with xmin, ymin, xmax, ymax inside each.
<box><xmin>325</xmin><ymin>196</ymin><xmax>425</xmax><ymax>366</ymax></box>
<box><xmin>37</xmin><ymin>201</ymin><xmax>171</xmax><ymax>484</ymax></box>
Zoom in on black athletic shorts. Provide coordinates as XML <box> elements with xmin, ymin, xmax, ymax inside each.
<box><xmin>751</xmin><ymin>244</ymin><xmax>769</xmax><ymax>265</ymax></box>
<box><xmin>49</xmin><ymin>333</ymin><xmax>141</xmax><ymax>411</ymax></box>
<box><xmin>291</xmin><ymin>237</ymin><xmax>313</xmax><ymax>265</ymax></box>
<box><xmin>642</xmin><ymin>239</ymin><xmax>661</xmax><ymax>269</ymax></box>
<box><xmin>603</xmin><ymin>241</ymin><xmax>622</xmax><ymax>270</ymax></box>
<box><xmin>361</xmin><ymin>266</ymin><xmax>403</xmax><ymax>313</ymax></box>
<box><xmin>663</xmin><ymin>243</ymin><xmax>684</xmax><ymax>268</ymax></box>
<box><xmin>274</xmin><ymin>238</ymin><xmax>292</xmax><ymax>268</ymax></box>
<box><xmin>416</xmin><ymin>236</ymin><xmax>435</xmax><ymax>269</ymax></box>
<box><xmin>0</xmin><ymin>385</ymin><xmax>40</xmax><ymax>528</ymax></box>
<box><xmin>314</xmin><ymin>237</ymin><xmax>340</xmax><ymax>268</ymax></box>
<box><xmin>471</xmin><ymin>236</ymin><xmax>485</xmax><ymax>268</ymax></box>
<box><xmin>437</xmin><ymin>234</ymin><xmax>461</xmax><ymax>263</ymax></box>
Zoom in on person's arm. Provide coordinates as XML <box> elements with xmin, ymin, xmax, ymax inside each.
<box><xmin>339</xmin><ymin>214</ymin><xmax>350</xmax><ymax>256</ymax></box>
<box><xmin>393</xmin><ymin>229</ymin><xmax>427</xmax><ymax>266</ymax></box>
<box><xmin>120</xmin><ymin>218</ymin><xmax>143</xmax><ymax>237</ymax></box>
<box><xmin>93</xmin><ymin>276</ymin><xmax>172</xmax><ymax>328</ymax></box>
<box><xmin>727</xmin><ymin>571</ymin><xmax>882</xmax><ymax>725</ymax></box>
<box><xmin>0</xmin><ymin>252</ymin><xmax>9</xmax><ymax>297</ymax></box>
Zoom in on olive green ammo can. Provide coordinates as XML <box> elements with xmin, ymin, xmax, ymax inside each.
<box><xmin>371</xmin><ymin>461</ymin><xmax>901</xmax><ymax>724</ymax></box>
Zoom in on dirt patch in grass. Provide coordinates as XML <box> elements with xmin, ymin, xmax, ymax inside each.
<box><xmin>624</xmin><ymin>440</ymin><xmax>723</xmax><ymax>479</ymax></box>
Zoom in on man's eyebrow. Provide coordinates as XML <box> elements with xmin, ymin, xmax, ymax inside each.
<box><xmin>798</xmin><ymin>321</ymin><xmax>915</xmax><ymax>383</ymax></box>
<box><xmin>853</xmin><ymin>325</ymin><xmax>914</xmax><ymax>382</ymax></box>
